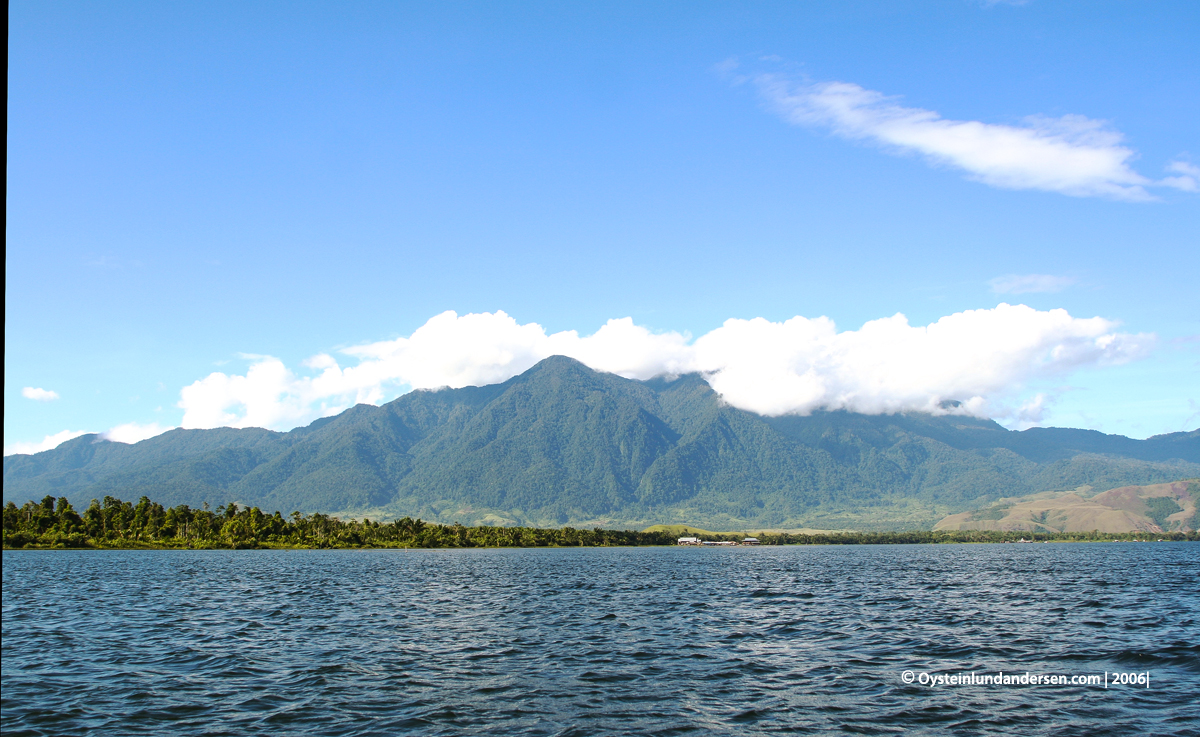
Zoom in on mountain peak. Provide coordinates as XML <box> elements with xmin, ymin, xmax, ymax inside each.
<box><xmin>522</xmin><ymin>355</ymin><xmax>595</xmax><ymax>375</ymax></box>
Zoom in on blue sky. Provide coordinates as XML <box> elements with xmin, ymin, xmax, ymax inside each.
<box><xmin>6</xmin><ymin>0</ymin><xmax>1199</xmax><ymax>453</ymax></box>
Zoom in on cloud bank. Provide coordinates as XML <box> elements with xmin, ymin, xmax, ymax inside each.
<box><xmin>4</xmin><ymin>306</ymin><xmax>1152</xmax><ymax>455</ymax></box>
<box><xmin>752</xmin><ymin>76</ymin><xmax>1197</xmax><ymax>200</ymax></box>
<box><xmin>175</xmin><ymin>305</ymin><xmax>1151</xmax><ymax>433</ymax></box>
<box><xmin>22</xmin><ymin>387</ymin><xmax>60</xmax><ymax>401</ymax></box>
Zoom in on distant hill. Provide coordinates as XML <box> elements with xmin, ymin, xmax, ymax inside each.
<box><xmin>934</xmin><ymin>480</ymin><xmax>1199</xmax><ymax>534</ymax></box>
<box><xmin>5</xmin><ymin>356</ymin><xmax>1199</xmax><ymax>530</ymax></box>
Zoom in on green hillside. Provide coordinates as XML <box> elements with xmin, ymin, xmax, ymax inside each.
<box><xmin>5</xmin><ymin>356</ymin><xmax>1199</xmax><ymax>530</ymax></box>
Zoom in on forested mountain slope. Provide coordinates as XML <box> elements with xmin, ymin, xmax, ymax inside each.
<box><xmin>6</xmin><ymin>357</ymin><xmax>1198</xmax><ymax>529</ymax></box>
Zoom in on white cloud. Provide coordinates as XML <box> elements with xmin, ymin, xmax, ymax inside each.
<box><xmin>22</xmin><ymin>387</ymin><xmax>60</xmax><ymax>401</ymax></box>
<box><xmin>990</xmin><ymin>274</ymin><xmax>1076</xmax><ymax>294</ymax></box>
<box><xmin>176</xmin><ymin>306</ymin><xmax>1152</xmax><ymax>432</ymax></box>
<box><xmin>100</xmin><ymin>422</ymin><xmax>175</xmax><ymax>445</ymax></box>
<box><xmin>3</xmin><ymin>429</ymin><xmax>89</xmax><ymax>456</ymax></box>
<box><xmin>1162</xmin><ymin>160</ymin><xmax>1200</xmax><ymax>192</ymax></box>
<box><xmin>753</xmin><ymin>76</ymin><xmax>1194</xmax><ymax>200</ymax></box>
<box><xmin>688</xmin><ymin>305</ymin><xmax>1150</xmax><ymax>418</ymax></box>
<box><xmin>178</xmin><ymin>356</ymin><xmax>318</xmax><ymax>431</ymax></box>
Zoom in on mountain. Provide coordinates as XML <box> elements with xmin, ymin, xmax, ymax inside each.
<box><xmin>5</xmin><ymin>356</ymin><xmax>1199</xmax><ymax>530</ymax></box>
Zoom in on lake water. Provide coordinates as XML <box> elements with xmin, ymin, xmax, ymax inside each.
<box><xmin>3</xmin><ymin>544</ymin><xmax>1198</xmax><ymax>736</ymax></box>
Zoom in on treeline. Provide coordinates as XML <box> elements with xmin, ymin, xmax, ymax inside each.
<box><xmin>4</xmin><ymin>495</ymin><xmax>1197</xmax><ymax>550</ymax></box>
<box><xmin>2</xmin><ymin>495</ymin><xmax>678</xmax><ymax>549</ymax></box>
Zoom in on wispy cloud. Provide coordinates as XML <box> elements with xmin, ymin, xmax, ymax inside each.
<box><xmin>22</xmin><ymin>387</ymin><xmax>60</xmax><ymax>401</ymax></box>
<box><xmin>990</xmin><ymin>274</ymin><xmax>1076</xmax><ymax>295</ymax></box>
<box><xmin>1183</xmin><ymin>400</ymin><xmax>1200</xmax><ymax>432</ymax></box>
<box><xmin>174</xmin><ymin>306</ymin><xmax>1152</xmax><ymax>433</ymax></box>
<box><xmin>1163</xmin><ymin>160</ymin><xmax>1200</xmax><ymax>192</ymax></box>
<box><xmin>750</xmin><ymin>75</ymin><xmax>1197</xmax><ymax>200</ymax></box>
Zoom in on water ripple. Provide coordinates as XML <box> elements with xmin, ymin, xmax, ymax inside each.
<box><xmin>3</xmin><ymin>543</ymin><xmax>1198</xmax><ymax>736</ymax></box>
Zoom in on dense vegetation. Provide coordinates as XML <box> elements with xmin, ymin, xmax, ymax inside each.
<box><xmin>1144</xmin><ymin>496</ymin><xmax>1185</xmax><ymax>528</ymax></box>
<box><xmin>5</xmin><ymin>357</ymin><xmax>1199</xmax><ymax>530</ymax></box>
<box><xmin>2</xmin><ymin>495</ymin><xmax>678</xmax><ymax>549</ymax></box>
<box><xmin>6</xmin><ymin>495</ymin><xmax>1195</xmax><ymax>550</ymax></box>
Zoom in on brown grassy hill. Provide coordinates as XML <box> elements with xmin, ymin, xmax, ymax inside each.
<box><xmin>934</xmin><ymin>479</ymin><xmax>1198</xmax><ymax>533</ymax></box>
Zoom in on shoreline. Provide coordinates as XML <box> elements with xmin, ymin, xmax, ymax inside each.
<box><xmin>8</xmin><ymin>494</ymin><xmax>1196</xmax><ymax>551</ymax></box>
<box><xmin>7</xmin><ymin>533</ymin><xmax>1197</xmax><ymax>552</ymax></box>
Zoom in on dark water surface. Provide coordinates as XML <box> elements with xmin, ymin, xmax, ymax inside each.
<box><xmin>3</xmin><ymin>544</ymin><xmax>1198</xmax><ymax>736</ymax></box>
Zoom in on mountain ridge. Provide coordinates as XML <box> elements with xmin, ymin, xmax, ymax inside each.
<box><xmin>5</xmin><ymin>356</ymin><xmax>1198</xmax><ymax>530</ymax></box>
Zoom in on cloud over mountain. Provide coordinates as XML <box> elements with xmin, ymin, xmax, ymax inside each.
<box><xmin>101</xmin><ymin>422</ymin><xmax>176</xmax><ymax>445</ymax></box>
<box><xmin>176</xmin><ymin>305</ymin><xmax>1152</xmax><ymax>432</ymax></box>
<box><xmin>3</xmin><ymin>429</ymin><xmax>89</xmax><ymax>456</ymax></box>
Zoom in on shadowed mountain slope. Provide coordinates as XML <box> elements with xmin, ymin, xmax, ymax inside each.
<box><xmin>5</xmin><ymin>357</ymin><xmax>1198</xmax><ymax>529</ymax></box>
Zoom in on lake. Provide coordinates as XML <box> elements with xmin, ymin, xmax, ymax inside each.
<box><xmin>2</xmin><ymin>543</ymin><xmax>1197</xmax><ymax>735</ymax></box>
